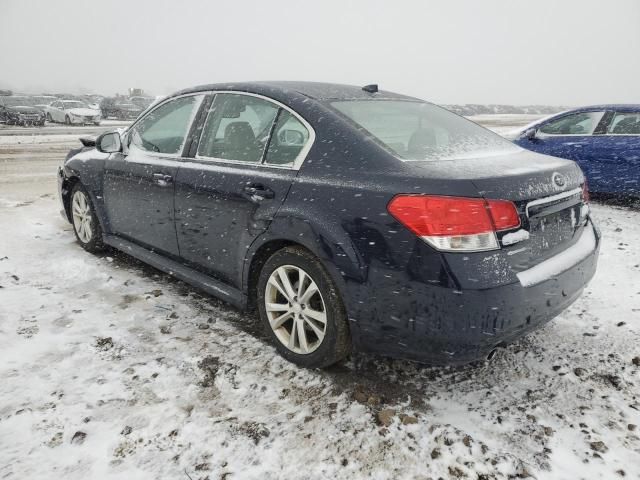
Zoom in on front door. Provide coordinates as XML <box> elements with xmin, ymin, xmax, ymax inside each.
<box><xmin>103</xmin><ymin>94</ymin><xmax>204</xmax><ymax>256</ymax></box>
<box><xmin>519</xmin><ymin>110</ymin><xmax>607</xmax><ymax>161</ymax></box>
<box><xmin>174</xmin><ymin>92</ymin><xmax>312</xmax><ymax>289</ymax></box>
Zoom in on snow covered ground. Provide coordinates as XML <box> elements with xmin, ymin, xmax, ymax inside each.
<box><xmin>0</xmin><ymin>119</ymin><xmax>639</xmax><ymax>480</ymax></box>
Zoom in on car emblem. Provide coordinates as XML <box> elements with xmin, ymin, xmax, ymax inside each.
<box><xmin>552</xmin><ymin>172</ymin><xmax>566</xmax><ymax>188</ymax></box>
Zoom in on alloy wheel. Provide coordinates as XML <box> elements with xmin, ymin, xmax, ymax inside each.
<box><xmin>264</xmin><ymin>265</ymin><xmax>327</xmax><ymax>354</ymax></box>
<box><xmin>72</xmin><ymin>190</ymin><xmax>93</xmax><ymax>243</ymax></box>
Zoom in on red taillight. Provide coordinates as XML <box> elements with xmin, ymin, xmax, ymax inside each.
<box><xmin>487</xmin><ymin>199</ymin><xmax>522</xmax><ymax>231</ymax></box>
<box><xmin>387</xmin><ymin>195</ymin><xmax>520</xmax><ymax>252</ymax></box>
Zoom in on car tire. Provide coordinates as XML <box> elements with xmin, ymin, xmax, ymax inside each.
<box><xmin>257</xmin><ymin>246</ymin><xmax>351</xmax><ymax>368</ymax></box>
<box><xmin>70</xmin><ymin>182</ymin><xmax>104</xmax><ymax>253</ymax></box>
<box><xmin>65</xmin><ymin>115</ymin><xmax>71</xmax><ymax>125</ymax></box>
<box><xmin>46</xmin><ymin>113</ymin><xmax>52</xmax><ymax>123</ymax></box>
<box><xmin>93</xmin><ymin>122</ymin><xmax>101</xmax><ymax>126</ymax></box>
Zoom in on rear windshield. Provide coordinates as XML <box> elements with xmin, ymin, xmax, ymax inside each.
<box><xmin>331</xmin><ymin>100</ymin><xmax>519</xmax><ymax>161</ymax></box>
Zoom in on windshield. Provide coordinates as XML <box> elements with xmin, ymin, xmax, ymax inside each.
<box><xmin>31</xmin><ymin>96</ymin><xmax>56</xmax><ymax>105</ymax></box>
<box><xmin>331</xmin><ymin>100</ymin><xmax>519</xmax><ymax>161</ymax></box>
<box><xmin>2</xmin><ymin>96</ymin><xmax>36</xmax><ymax>107</ymax></box>
<box><xmin>62</xmin><ymin>101</ymin><xmax>88</xmax><ymax>109</ymax></box>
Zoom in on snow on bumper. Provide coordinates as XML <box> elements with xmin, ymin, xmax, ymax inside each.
<box><xmin>517</xmin><ymin>222</ymin><xmax>597</xmax><ymax>287</ymax></box>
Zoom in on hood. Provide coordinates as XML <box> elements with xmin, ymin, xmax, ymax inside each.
<box><xmin>7</xmin><ymin>105</ymin><xmax>42</xmax><ymax>115</ymax></box>
<box><xmin>68</xmin><ymin>108</ymin><xmax>100</xmax><ymax>117</ymax></box>
<box><xmin>406</xmin><ymin>149</ymin><xmax>584</xmax><ymax>201</ymax></box>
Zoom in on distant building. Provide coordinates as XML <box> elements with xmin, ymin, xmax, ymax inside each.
<box><xmin>128</xmin><ymin>88</ymin><xmax>144</xmax><ymax>97</ymax></box>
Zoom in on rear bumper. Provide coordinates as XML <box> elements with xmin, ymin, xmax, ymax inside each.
<box><xmin>355</xmin><ymin>220</ymin><xmax>600</xmax><ymax>365</ymax></box>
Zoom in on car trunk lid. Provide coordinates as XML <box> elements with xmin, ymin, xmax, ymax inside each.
<box><xmin>406</xmin><ymin>149</ymin><xmax>589</xmax><ymax>271</ymax></box>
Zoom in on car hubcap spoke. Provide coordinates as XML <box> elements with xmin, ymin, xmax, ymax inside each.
<box><xmin>276</xmin><ymin>267</ymin><xmax>297</xmax><ymax>301</ymax></box>
<box><xmin>302</xmin><ymin>307</ymin><xmax>326</xmax><ymax>324</ymax></box>
<box><xmin>270</xmin><ymin>311</ymin><xmax>293</xmax><ymax>330</ymax></box>
<box><xmin>264</xmin><ymin>264</ymin><xmax>327</xmax><ymax>355</ymax></box>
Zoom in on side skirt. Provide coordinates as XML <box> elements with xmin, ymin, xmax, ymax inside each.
<box><xmin>103</xmin><ymin>234</ymin><xmax>247</xmax><ymax>310</ymax></box>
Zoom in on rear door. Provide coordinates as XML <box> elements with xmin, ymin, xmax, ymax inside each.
<box><xmin>103</xmin><ymin>94</ymin><xmax>204</xmax><ymax>256</ymax></box>
<box><xmin>174</xmin><ymin>92</ymin><xmax>313</xmax><ymax>289</ymax></box>
<box><xmin>50</xmin><ymin>101</ymin><xmax>65</xmax><ymax>122</ymax></box>
<box><xmin>585</xmin><ymin>111</ymin><xmax>640</xmax><ymax>196</ymax></box>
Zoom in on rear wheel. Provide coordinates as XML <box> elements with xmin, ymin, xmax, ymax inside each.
<box><xmin>70</xmin><ymin>183</ymin><xmax>103</xmax><ymax>253</ymax></box>
<box><xmin>257</xmin><ymin>246</ymin><xmax>351</xmax><ymax>368</ymax></box>
<box><xmin>46</xmin><ymin>113</ymin><xmax>52</xmax><ymax>123</ymax></box>
<box><xmin>65</xmin><ymin>115</ymin><xmax>71</xmax><ymax>125</ymax></box>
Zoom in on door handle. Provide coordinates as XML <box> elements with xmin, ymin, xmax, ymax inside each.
<box><xmin>243</xmin><ymin>184</ymin><xmax>275</xmax><ymax>200</ymax></box>
<box><xmin>152</xmin><ymin>173</ymin><xmax>173</xmax><ymax>187</ymax></box>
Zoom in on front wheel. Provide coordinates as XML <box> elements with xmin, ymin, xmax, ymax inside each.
<box><xmin>70</xmin><ymin>183</ymin><xmax>103</xmax><ymax>253</ymax></box>
<box><xmin>257</xmin><ymin>246</ymin><xmax>351</xmax><ymax>368</ymax></box>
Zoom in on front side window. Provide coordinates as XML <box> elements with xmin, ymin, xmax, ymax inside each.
<box><xmin>129</xmin><ymin>95</ymin><xmax>201</xmax><ymax>155</ymax></box>
<box><xmin>264</xmin><ymin>110</ymin><xmax>310</xmax><ymax>166</ymax></box>
<box><xmin>607</xmin><ymin>112</ymin><xmax>640</xmax><ymax>135</ymax></box>
<box><xmin>539</xmin><ymin>111</ymin><xmax>605</xmax><ymax>135</ymax></box>
<box><xmin>331</xmin><ymin>100</ymin><xmax>517</xmax><ymax>161</ymax></box>
<box><xmin>198</xmin><ymin>94</ymin><xmax>279</xmax><ymax>163</ymax></box>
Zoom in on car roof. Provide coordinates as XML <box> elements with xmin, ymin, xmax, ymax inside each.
<box><xmin>570</xmin><ymin>104</ymin><xmax>640</xmax><ymax>113</ymax></box>
<box><xmin>175</xmin><ymin>81</ymin><xmax>421</xmax><ymax>102</ymax></box>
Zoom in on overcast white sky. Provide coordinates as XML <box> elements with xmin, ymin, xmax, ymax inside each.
<box><xmin>1</xmin><ymin>0</ymin><xmax>639</xmax><ymax>105</ymax></box>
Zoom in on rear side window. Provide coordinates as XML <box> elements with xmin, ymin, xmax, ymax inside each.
<box><xmin>129</xmin><ymin>95</ymin><xmax>202</xmax><ymax>155</ymax></box>
<box><xmin>198</xmin><ymin>94</ymin><xmax>279</xmax><ymax>163</ymax></box>
<box><xmin>264</xmin><ymin>110</ymin><xmax>310</xmax><ymax>166</ymax></box>
<box><xmin>607</xmin><ymin>112</ymin><xmax>640</xmax><ymax>135</ymax></box>
<box><xmin>539</xmin><ymin>111</ymin><xmax>605</xmax><ymax>135</ymax></box>
<box><xmin>331</xmin><ymin>100</ymin><xmax>516</xmax><ymax>161</ymax></box>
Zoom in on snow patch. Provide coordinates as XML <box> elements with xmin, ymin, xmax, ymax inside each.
<box><xmin>501</xmin><ymin>229</ymin><xmax>530</xmax><ymax>246</ymax></box>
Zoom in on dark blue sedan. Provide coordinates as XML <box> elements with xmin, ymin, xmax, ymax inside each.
<box><xmin>57</xmin><ymin>82</ymin><xmax>599</xmax><ymax>367</ymax></box>
<box><xmin>511</xmin><ymin>105</ymin><xmax>640</xmax><ymax>198</ymax></box>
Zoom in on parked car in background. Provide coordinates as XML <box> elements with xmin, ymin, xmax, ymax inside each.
<box><xmin>0</xmin><ymin>95</ymin><xmax>46</xmax><ymax>126</ymax></box>
<box><xmin>44</xmin><ymin>99</ymin><xmax>101</xmax><ymax>125</ymax></box>
<box><xmin>58</xmin><ymin>81</ymin><xmax>599</xmax><ymax>368</ymax></box>
<box><xmin>129</xmin><ymin>96</ymin><xmax>155</xmax><ymax>110</ymax></box>
<box><xmin>509</xmin><ymin>105</ymin><xmax>640</xmax><ymax>199</ymax></box>
<box><xmin>100</xmin><ymin>97</ymin><xmax>143</xmax><ymax>120</ymax></box>
<box><xmin>31</xmin><ymin>95</ymin><xmax>58</xmax><ymax>113</ymax></box>
<box><xmin>80</xmin><ymin>94</ymin><xmax>104</xmax><ymax>110</ymax></box>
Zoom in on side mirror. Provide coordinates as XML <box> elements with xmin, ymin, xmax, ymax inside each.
<box><xmin>523</xmin><ymin>128</ymin><xmax>537</xmax><ymax>140</ymax></box>
<box><xmin>96</xmin><ymin>131</ymin><xmax>122</xmax><ymax>153</ymax></box>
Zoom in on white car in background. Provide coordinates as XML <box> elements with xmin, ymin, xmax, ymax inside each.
<box><xmin>44</xmin><ymin>99</ymin><xmax>101</xmax><ymax>125</ymax></box>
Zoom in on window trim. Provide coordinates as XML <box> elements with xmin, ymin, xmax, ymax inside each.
<box><xmin>537</xmin><ymin>110</ymin><xmax>606</xmax><ymax>138</ymax></box>
<box><xmin>193</xmin><ymin>91</ymin><xmax>315</xmax><ymax>170</ymax></box>
<box><xmin>123</xmin><ymin>92</ymin><xmax>205</xmax><ymax>159</ymax></box>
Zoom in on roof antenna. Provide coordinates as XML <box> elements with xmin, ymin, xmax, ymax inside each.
<box><xmin>362</xmin><ymin>84</ymin><xmax>378</xmax><ymax>93</ymax></box>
